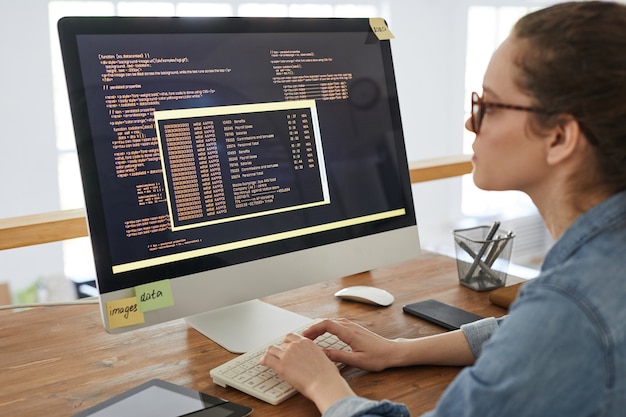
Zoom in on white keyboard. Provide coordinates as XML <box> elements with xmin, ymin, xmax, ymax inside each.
<box><xmin>210</xmin><ymin>320</ymin><xmax>350</xmax><ymax>405</ymax></box>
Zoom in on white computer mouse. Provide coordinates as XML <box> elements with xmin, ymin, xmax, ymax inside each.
<box><xmin>334</xmin><ymin>285</ymin><xmax>394</xmax><ymax>307</ymax></box>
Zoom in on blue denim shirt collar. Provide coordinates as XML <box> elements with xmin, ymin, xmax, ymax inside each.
<box><xmin>542</xmin><ymin>190</ymin><xmax>626</xmax><ymax>270</ymax></box>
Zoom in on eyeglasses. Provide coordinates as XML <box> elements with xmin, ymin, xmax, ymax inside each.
<box><xmin>470</xmin><ymin>91</ymin><xmax>549</xmax><ymax>134</ymax></box>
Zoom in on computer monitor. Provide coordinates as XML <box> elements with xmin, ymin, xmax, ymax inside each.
<box><xmin>58</xmin><ymin>16</ymin><xmax>420</xmax><ymax>353</ymax></box>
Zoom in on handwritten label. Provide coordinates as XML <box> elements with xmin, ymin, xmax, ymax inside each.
<box><xmin>369</xmin><ymin>18</ymin><xmax>395</xmax><ymax>40</ymax></box>
<box><xmin>135</xmin><ymin>279</ymin><xmax>175</xmax><ymax>313</ymax></box>
<box><xmin>106</xmin><ymin>297</ymin><xmax>145</xmax><ymax>329</ymax></box>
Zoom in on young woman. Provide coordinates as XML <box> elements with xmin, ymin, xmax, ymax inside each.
<box><xmin>260</xmin><ymin>2</ymin><xmax>626</xmax><ymax>416</ymax></box>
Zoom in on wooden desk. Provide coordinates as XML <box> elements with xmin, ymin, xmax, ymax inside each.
<box><xmin>0</xmin><ymin>252</ymin><xmax>520</xmax><ymax>416</ymax></box>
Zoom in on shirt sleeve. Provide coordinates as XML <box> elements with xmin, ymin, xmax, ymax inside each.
<box><xmin>323</xmin><ymin>397</ymin><xmax>410</xmax><ymax>417</ymax></box>
<box><xmin>460</xmin><ymin>316</ymin><xmax>502</xmax><ymax>358</ymax></box>
<box><xmin>421</xmin><ymin>285</ymin><xmax>606</xmax><ymax>417</ymax></box>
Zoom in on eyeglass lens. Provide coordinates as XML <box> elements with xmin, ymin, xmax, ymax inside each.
<box><xmin>471</xmin><ymin>92</ymin><xmax>483</xmax><ymax>133</ymax></box>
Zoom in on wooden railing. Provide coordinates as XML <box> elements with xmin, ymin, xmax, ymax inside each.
<box><xmin>0</xmin><ymin>154</ymin><xmax>471</xmax><ymax>251</ymax></box>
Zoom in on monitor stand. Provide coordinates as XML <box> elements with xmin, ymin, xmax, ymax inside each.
<box><xmin>185</xmin><ymin>299</ymin><xmax>314</xmax><ymax>353</ymax></box>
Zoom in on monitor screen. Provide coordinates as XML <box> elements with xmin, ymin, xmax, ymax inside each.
<box><xmin>58</xmin><ymin>16</ymin><xmax>420</xmax><ymax>351</ymax></box>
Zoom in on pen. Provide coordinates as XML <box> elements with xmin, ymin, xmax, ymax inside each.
<box><xmin>463</xmin><ymin>221</ymin><xmax>500</xmax><ymax>281</ymax></box>
<box><xmin>457</xmin><ymin>240</ymin><xmax>501</xmax><ymax>284</ymax></box>
<box><xmin>486</xmin><ymin>230</ymin><xmax>515</xmax><ymax>266</ymax></box>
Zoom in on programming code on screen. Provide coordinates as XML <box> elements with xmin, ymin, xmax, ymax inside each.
<box><xmin>73</xmin><ymin>29</ymin><xmax>409</xmax><ymax>287</ymax></box>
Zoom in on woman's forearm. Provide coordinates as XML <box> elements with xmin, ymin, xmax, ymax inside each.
<box><xmin>389</xmin><ymin>329</ymin><xmax>476</xmax><ymax>368</ymax></box>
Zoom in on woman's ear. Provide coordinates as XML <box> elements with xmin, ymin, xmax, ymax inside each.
<box><xmin>545</xmin><ymin>117</ymin><xmax>584</xmax><ymax>166</ymax></box>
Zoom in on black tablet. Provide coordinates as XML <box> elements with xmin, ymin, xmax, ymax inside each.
<box><xmin>72</xmin><ymin>379</ymin><xmax>252</xmax><ymax>417</ymax></box>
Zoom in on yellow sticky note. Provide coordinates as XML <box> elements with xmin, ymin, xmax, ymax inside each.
<box><xmin>135</xmin><ymin>279</ymin><xmax>175</xmax><ymax>313</ymax></box>
<box><xmin>106</xmin><ymin>297</ymin><xmax>145</xmax><ymax>329</ymax></box>
<box><xmin>369</xmin><ymin>18</ymin><xmax>395</xmax><ymax>40</ymax></box>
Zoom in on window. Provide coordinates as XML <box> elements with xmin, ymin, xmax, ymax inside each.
<box><xmin>49</xmin><ymin>2</ymin><xmax>116</xmax><ymax>283</ymax></box>
<box><xmin>462</xmin><ymin>5</ymin><xmax>538</xmax><ymax>219</ymax></box>
<box><xmin>461</xmin><ymin>5</ymin><xmax>550</xmax><ymax>273</ymax></box>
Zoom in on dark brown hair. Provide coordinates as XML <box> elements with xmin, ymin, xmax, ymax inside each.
<box><xmin>512</xmin><ymin>1</ymin><xmax>626</xmax><ymax>192</ymax></box>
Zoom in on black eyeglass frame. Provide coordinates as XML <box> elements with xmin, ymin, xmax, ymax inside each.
<box><xmin>470</xmin><ymin>91</ymin><xmax>549</xmax><ymax>134</ymax></box>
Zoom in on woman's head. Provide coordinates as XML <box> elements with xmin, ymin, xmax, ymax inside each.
<box><xmin>511</xmin><ymin>1</ymin><xmax>626</xmax><ymax>193</ymax></box>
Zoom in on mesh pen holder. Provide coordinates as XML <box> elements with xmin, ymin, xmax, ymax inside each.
<box><xmin>453</xmin><ymin>226</ymin><xmax>515</xmax><ymax>291</ymax></box>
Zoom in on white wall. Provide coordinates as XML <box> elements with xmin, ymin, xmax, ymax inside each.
<box><xmin>1</xmin><ymin>0</ymin><xmax>64</xmax><ymax>294</ymax></box>
<box><xmin>388</xmin><ymin>1</ymin><xmax>469</xmax><ymax>248</ymax></box>
<box><xmin>0</xmin><ymin>0</ymin><xmax>537</xmax><ymax>295</ymax></box>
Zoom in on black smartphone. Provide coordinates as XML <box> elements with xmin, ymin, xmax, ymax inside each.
<box><xmin>403</xmin><ymin>299</ymin><xmax>483</xmax><ymax>330</ymax></box>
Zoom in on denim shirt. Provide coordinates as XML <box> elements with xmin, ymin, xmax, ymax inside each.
<box><xmin>324</xmin><ymin>190</ymin><xmax>626</xmax><ymax>417</ymax></box>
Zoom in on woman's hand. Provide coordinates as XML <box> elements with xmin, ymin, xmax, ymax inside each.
<box><xmin>260</xmin><ymin>332</ymin><xmax>356</xmax><ymax>413</ymax></box>
<box><xmin>304</xmin><ymin>318</ymin><xmax>476</xmax><ymax>369</ymax></box>
<box><xmin>302</xmin><ymin>318</ymin><xmax>400</xmax><ymax>371</ymax></box>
